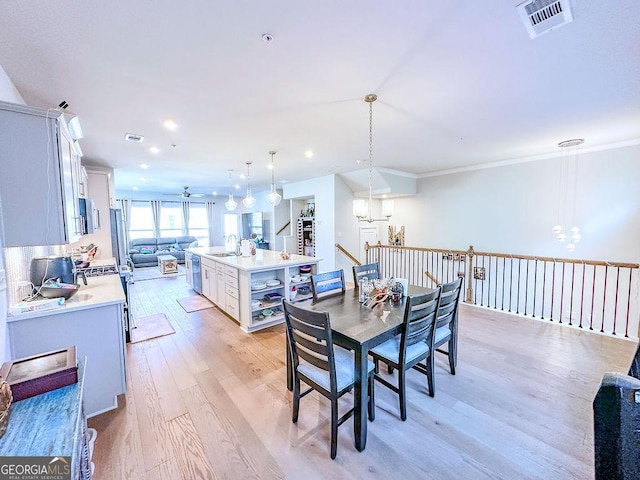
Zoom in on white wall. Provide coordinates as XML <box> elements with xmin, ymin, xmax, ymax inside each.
<box><xmin>387</xmin><ymin>144</ymin><xmax>640</xmax><ymax>263</ymax></box>
<box><xmin>283</xmin><ymin>175</ymin><xmax>337</xmax><ymax>272</ymax></box>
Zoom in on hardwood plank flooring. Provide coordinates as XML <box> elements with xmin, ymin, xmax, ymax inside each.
<box><xmin>89</xmin><ymin>273</ymin><xmax>637</xmax><ymax>479</ymax></box>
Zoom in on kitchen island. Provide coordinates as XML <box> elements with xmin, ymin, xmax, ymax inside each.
<box><xmin>7</xmin><ymin>270</ymin><xmax>127</xmax><ymax>417</ymax></box>
<box><xmin>188</xmin><ymin>248</ymin><xmax>319</xmax><ymax>332</ymax></box>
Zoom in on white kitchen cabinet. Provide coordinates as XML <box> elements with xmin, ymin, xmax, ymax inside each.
<box><xmin>215</xmin><ymin>267</ymin><xmax>225</xmax><ymax>308</ymax></box>
<box><xmin>7</xmin><ymin>274</ymin><xmax>127</xmax><ymax>417</ymax></box>
<box><xmin>201</xmin><ymin>257</ymin><xmax>216</xmax><ymax>301</ymax></box>
<box><xmin>0</xmin><ymin>100</ymin><xmax>83</xmax><ymax>246</ymax></box>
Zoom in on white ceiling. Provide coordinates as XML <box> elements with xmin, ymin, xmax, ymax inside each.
<box><xmin>1</xmin><ymin>1</ymin><xmax>638</xmax><ymax>199</ymax></box>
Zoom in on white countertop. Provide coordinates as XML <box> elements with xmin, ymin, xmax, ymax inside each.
<box><xmin>7</xmin><ymin>271</ymin><xmax>125</xmax><ymax>322</ymax></box>
<box><xmin>188</xmin><ymin>248</ymin><xmax>319</xmax><ymax>272</ymax></box>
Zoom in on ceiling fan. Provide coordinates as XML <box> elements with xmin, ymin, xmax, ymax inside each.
<box><xmin>170</xmin><ymin>186</ymin><xmax>205</xmax><ymax>198</ymax></box>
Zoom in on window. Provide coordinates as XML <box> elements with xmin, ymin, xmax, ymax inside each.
<box><xmin>128</xmin><ymin>201</ymin><xmax>154</xmax><ymax>240</ymax></box>
<box><xmin>160</xmin><ymin>202</ymin><xmax>183</xmax><ymax>237</ymax></box>
<box><xmin>188</xmin><ymin>203</ymin><xmax>209</xmax><ymax>246</ymax></box>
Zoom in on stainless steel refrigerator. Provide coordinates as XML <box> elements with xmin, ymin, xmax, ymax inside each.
<box><xmin>110</xmin><ymin>209</ymin><xmax>127</xmax><ymax>267</ymax></box>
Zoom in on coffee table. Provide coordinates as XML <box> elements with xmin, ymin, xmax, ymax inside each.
<box><xmin>157</xmin><ymin>254</ymin><xmax>178</xmax><ymax>274</ymax></box>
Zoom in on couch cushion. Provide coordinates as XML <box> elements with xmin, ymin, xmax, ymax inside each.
<box><xmin>130</xmin><ymin>237</ymin><xmax>158</xmax><ymax>248</ymax></box>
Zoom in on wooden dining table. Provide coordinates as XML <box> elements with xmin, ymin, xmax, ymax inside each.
<box><xmin>286</xmin><ymin>285</ymin><xmax>428</xmax><ymax>452</ymax></box>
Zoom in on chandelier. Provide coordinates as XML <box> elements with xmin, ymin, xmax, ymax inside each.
<box><xmin>242</xmin><ymin>162</ymin><xmax>256</xmax><ymax>209</ymax></box>
<box><xmin>552</xmin><ymin>138</ymin><xmax>584</xmax><ymax>251</ymax></box>
<box><xmin>265</xmin><ymin>150</ymin><xmax>282</xmax><ymax>207</ymax></box>
<box><xmin>224</xmin><ymin>169</ymin><xmax>237</xmax><ymax>211</ymax></box>
<box><xmin>353</xmin><ymin>94</ymin><xmax>393</xmax><ymax>222</ymax></box>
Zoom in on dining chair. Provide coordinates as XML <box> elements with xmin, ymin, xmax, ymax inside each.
<box><xmin>310</xmin><ymin>269</ymin><xmax>346</xmax><ymax>302</ymax></box>
<box><xmin>352</xmin><ymin>262</ymin><xmax>380</xmax><ymax>289</ymax></box>
<box><xmin>433</xmin><ymin>277</ymin><xmax>463</xmax><ymax>378</ymax></box>
<box><xmin>369</xmin><ymin>288</ymin><xmax>441</xmax><ymax>421</ymax></box>
<box><xmin>282</xmin><ymin>300</ymin><xmax>375</xmax><ymax>459</ymax></box>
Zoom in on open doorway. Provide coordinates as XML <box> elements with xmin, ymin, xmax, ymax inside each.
<box><xmin>359</xmin><ymin>226</ymin><xmax>378</xmax><ymax>263</ymax></box>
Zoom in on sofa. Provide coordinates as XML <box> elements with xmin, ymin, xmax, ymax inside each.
<box><xmin>128</xmin><ymin>236</ymin><xmax>198</xmax><ymax>268</ymax></box>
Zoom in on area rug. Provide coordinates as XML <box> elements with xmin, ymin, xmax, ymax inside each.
<box><xmin>132</xmin><ymin>265</ymin><xmax>186</xmax><ymax>282</ymax></box>
<box><xmin>130</xmin><ymin>313</ymin><xmax>176</xmax><ymax>343</ymax></box>
<box><xmin>177</xmin><ymin>295</ymin><xmax>214</xmax><ymax>313</ymax></box>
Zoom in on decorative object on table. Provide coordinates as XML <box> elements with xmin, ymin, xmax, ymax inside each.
<box><xmin>265</xmin><ymin>150</ymin><xmax>282</xmax><ymax>207</ymax></box>
<box><xmin>0</xmin><ymin>378</ymin><xmax>12</xmax><ymax>438</ymax></box>
<box><xmin>352</xmin><ymin>93</ymin><xmax>394</xmax><ymax>223</ymax></box>
<box><xmin>390</xmin><ymin>280</ymin><xmax>404</xmax><ymax>302</ymax></box>
<box><xmin>240</xmin><ymin>239</ymin><xmax>253</xmax><ymax>257</ymax></box>
<box><xmin>279</xmin><ymin>250</ymin><xmax>290</xmax><ymax>260</ymax></box>
<box><xmin>0</xmin><ymin>346</ymin><xmax>78</xmax><ymax>402</ymax></box>
<box><xmin>388</xmin><ymin>225</ymin><xmax>405</xmax><ymax>246</ymax></box>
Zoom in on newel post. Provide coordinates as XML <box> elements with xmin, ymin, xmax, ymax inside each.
<box><xmin>364</xmin><ymin>241</ymin><xmax>370</xmax><ymax>264</ymax></box>
<box><xmin>465</xmin><ymin>245</ymin><xmax>475</xmax><ymax>303</ymax></box>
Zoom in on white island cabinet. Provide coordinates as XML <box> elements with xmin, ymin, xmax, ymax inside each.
<box><xmin>7</xmin><ymin>273</ymin><xmax>127</xmax><ymax>417</ymax></box>
<box><xmin>189</xmin><ymin>248</ymin><xmax>319</xmax><ymax>332</ymax></box>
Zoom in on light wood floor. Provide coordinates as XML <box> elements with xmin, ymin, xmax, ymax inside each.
<box><xmin>88</xmin><ymin>274</ymin><xmax>637</xmax><ymax>480</ymax></box>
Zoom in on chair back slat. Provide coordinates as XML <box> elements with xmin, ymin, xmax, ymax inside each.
<box><xmin>436</xmin><ymin>278</ymin><xmax>462</xmax><ymax>330</ymax></box>
<box><xmin>401</xmin><ymin>288</ymin><xmax>441</xmax><ymax>355</ymax></box>
<box><xmin>353</xmin><ymin>263</ymin><xmax>380</xmax><ymax>289</ymax></box>
<box><xmin>311</xmin><ymin>270</ymin><xmax>346</xmax><ymax>302</ymax></box>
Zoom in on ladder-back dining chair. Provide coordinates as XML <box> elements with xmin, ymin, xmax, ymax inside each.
<box><xmin>369</xmin><ymin>288</ymin><xmax>441</xmax><ymax>421</ymax></box>
<box><xmin>433</xmin><ymin>277</ymin><xmax>463</xmax><ymax>382</ymax></box>
<box><xmin>310</xmin><ymin>269</ymin><xmax>346</xmax><ymax>303</ymax></box>
<box><xmin>282</xmin><ymin>300</ymin><xmax>375</xmax><ymax>459</ymax></box>
<box><xmin>352</xmin><ymin>263</ymin><xmax>380</xmax><ymax>289</ymax></box>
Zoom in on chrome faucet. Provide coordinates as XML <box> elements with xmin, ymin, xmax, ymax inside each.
<box><xmin>227</xmin><ymin>234</ymin><xmax>239</xmax><ymax>254</ymax></box>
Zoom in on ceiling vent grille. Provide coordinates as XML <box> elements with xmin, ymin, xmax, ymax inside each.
<box><xmin>517</xmin><ymin>0</ymin><xmax>573</xmax><ymax>38</ymax></box>
<box><xmin>124</xmin><ymin>133</ymin><xmax>144</xmax><ymax>142</ymax></box>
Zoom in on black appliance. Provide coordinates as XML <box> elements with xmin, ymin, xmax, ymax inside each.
<box><xmin>593</xmin><ymin>343</ymin><xmax>640</xmax><ymax>479</ymax></box>
<box><xmin>30</xmin><ymin>256</ymin><xmax>87</xmax><ymax>289</ymax></box>
<box><xmin>192</xmin><ymin>253</ymin><xmax>202</xmax><ymax>294</ymax></box>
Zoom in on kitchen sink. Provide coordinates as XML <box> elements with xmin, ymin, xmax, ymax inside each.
<box><xmin>211</xmin><ymin>252</ymin><xmax>237</xmax><ymax>257</ymax></box>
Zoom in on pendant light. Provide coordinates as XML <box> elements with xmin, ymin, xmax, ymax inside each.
<box><xmin>224</xmin><ymin>169</ymin><xmax>237</xmax><ymax>211</ymax></box>
<box><xmin>266</xmin><ymin>150</ymin><xmax>282</xmax><ymax>207</ymax></box>
<box><xmin>353</xmin><ymin>94</ymin><xmax>393</xmax><ymax>223</ymax></box>
<box><xmin>242</xmin><ymin>162</ymin><xmax>256</xmax><ymax>209</ymax></box>
<box><xmin>552</xmin><ymin>138</ymin><xmax>584</xmax><ymax>251</ymax></box>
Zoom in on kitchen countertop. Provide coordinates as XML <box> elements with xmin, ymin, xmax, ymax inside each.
<box><xmin>7</xmin><ymin>271</ymin><xmax>125</xmax><ymax>322</ymax></box>
<box><xmin>188</xmin><ymin>247</ymin><xmax>319</xmax><ymax>272</ymax></box>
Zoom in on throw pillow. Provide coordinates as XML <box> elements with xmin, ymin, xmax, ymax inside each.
<box><xmin>173</xmin><ymin>243</ymin><xmax>183</xmax><ymax>251</ymax></box>
<box><xmin>140</xmin><ymin>248</ymin><xmax>154</xmax><ymax>254</ymax></box>
<box><xmin>189</xmin><ymin>240</ymin><xmax>198</xmax><ymax>248</ymax></box>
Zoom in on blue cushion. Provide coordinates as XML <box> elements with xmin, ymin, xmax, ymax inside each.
<box><xmin>297</xmin><ymin>346</ymin><xmax>374</xmax><ymax>392</ymax></box>
<box><xmin>370</xmin><ymin>335</ymin><xmax>430</xmax><ymax>365</ymax></box>
<box><xmin>435</xmin><ymin>326</ymin><xmax>451</xmax><ymax>345</ymax></box>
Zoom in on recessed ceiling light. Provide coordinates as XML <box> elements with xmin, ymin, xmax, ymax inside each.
<box><xmin>140</xmin><ymin>163</ymin><xmax>149</xmax><ymax>169</ymax></box>
<box><xmin>163</xmin><ymin>119</ymin><xmax>178</xmax><ymax>131</ymax></box>
<box><xmin>149</xmin><ymin>146</ymin><xmax>160</xmax><ymax>154</ymax></box>
<box><xmin>140</xmin><ymin>177</ymin><xmax>147</xmax><ymax>182</ymax></box>
<box><xmin>211</xmin><ymin>191</ymin><xmax>217</xmax><ymax>196</ymax></box>
<box><xmin>234</xmin><ymin>183</ymin><xmax>241</xmax><ymax>189</ymax></box>
<box><xmin>132</xmin><ymin>186</ymin><xmax>139</xmax><ymax>191</ymax></box>
<box><xmin>305</xmin><ymin>150</ymin><xmax>314</xmax><ymax>158</ymax></box>
<box><xmin>239</xmin><ymin>174</ymin><xmax>246</xmax><ymax>180</ymax></box>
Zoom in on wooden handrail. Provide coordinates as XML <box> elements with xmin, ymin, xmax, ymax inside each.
<box><xmin>275</xmin><ymin>220</ymin><xmax>291</xmax><ymax>236</ymax></box>
<box><xmin>335</xmin><ymin>243</ymin><xmax>361</xmax><ymax>266</ymax></box>
<box><xmin>424</xmin><ymin>271</ymin><xmax>439</xmax><ymax>285</ymax></box>
<box><xmin>371</xmin><ymin>243</ymin><xmax>639</xmax><ymax>269</ymax></box>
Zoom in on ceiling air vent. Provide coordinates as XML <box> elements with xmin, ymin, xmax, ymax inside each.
<box><xmin>517</xmin><ymin>0</ymin><xmax>573</xmax><ymax>39</ymax></box>
<box><xmin>124</xmin><ymin>133</ymin><xmax>144</xmax><ymax>142</ymax></box>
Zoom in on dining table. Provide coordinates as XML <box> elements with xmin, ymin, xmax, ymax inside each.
<box><xmin>286</xmin><ymin>285</ymin><xmax>429</xmax><ymax>452</ymax></box>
